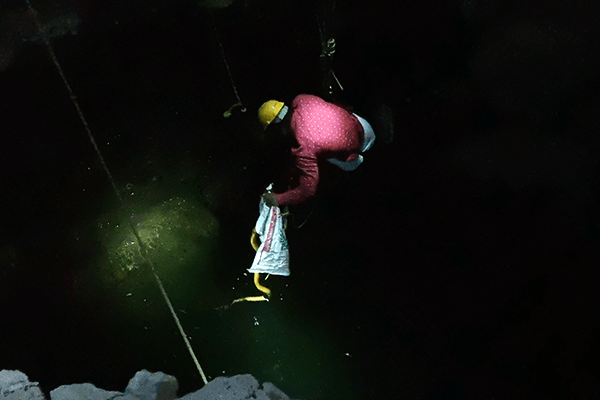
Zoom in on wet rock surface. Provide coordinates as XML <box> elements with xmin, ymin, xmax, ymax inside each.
<box><xmin>0</xmin><ymin>370</ymin><xmax>293</xmax><ymax>400</ymax></box>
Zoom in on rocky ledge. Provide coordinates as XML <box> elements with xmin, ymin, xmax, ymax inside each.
<box><xmin>0</xmin><ymin>369</ymin><xmax>293</xmax><ymax>400</ymax></box>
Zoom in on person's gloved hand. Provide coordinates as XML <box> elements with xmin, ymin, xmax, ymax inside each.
<box><xmin>262</xmin><ymin>192</ymin><xmax>278</xmax><ymax>207</ymax></box>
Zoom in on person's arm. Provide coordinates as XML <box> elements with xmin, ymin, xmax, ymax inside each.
<box><xmin>272</xmin><ymin>152</ymin><xmax>319</xmax><ymax>206</ymax></box>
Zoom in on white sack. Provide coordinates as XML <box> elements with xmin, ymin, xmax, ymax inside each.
<box><xmin>248</xmin><ymin>195</ymin><xmax>290</xmax><ymax>277</ymax></box>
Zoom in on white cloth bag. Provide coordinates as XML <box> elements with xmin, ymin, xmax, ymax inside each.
<box><xmin>248</xmin><ymin>191</ymin><xmax>290</xmax><ymax>276</ymax></box>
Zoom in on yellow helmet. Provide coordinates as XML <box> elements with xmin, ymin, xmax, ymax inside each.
<box><xmin>258</xmin><ymin>100</ymin><xmax>285</xmax><ymax>130</ymax></box>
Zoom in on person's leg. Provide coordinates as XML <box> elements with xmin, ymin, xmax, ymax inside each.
<box><xmin>327</xmin><ymin>113</ymin><xmax>375</xmax><ymax>171</ymax></box>
<box><xmin>327</xmin><ymin>155</ymin><xmax>364</xmax><ymax>171</ymax></box>
<box><xmin>353</xmin><ymin>113</ymin><xmax>376</xmax><ymax>152</ymax></box>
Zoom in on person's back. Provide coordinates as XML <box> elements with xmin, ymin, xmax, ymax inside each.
<box><xmin>258</xmin><ymin>94</ymin><xmax>376</xmax><ymax>206</ymax></box>
<box><xmin>290</xmin><ymin>94</ymin><xmax>363</xmax><ymax>162</ymax></box>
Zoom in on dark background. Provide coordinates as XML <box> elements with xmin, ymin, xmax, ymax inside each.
<box><xmin>1</xmin><ymin>0</ymin><xmax>600</xmax><ymax>398</ymax></box>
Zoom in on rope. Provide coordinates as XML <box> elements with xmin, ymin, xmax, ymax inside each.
<box><xmin>291</xmin><ymin>197</ymin><xmax>317</xmax><ymax>229</ymax></box>
<box><xmin>153</xmin><ymin>269</ymin><xmax>208</xmax><ymax>384</ymax></box>
<box><xmin>208</xmin><ymin>9</ymin><xmax>246</xmax><ymax>118</ymax></box>
<box><xmin>24</xmin><ymin>0</ymin><xmax>209</xmax><ymax>385</ymax></box>
<box><xmin>316</xmin><ymin>3</ymin><xmax>342</xmax><ymax>99</ymax></box>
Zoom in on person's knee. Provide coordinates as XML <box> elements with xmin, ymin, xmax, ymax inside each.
<box><xmin>353</xmin><ymin>113</ymin><xmax>376</xmax><ymax>152</ymax></box>
<box><xmin>327</xmin><ymin>156</ymin><xmax>363</xmax><ymax>171</ymax></box>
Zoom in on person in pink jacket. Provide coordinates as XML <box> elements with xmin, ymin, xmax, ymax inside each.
<box><xmin>258</xmin><ymin>94</ymin><xmax>376</xmax><ymax>207</ymax></box>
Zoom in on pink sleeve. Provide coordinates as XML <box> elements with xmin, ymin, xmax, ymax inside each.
<box><xmin>273</xmin><ymin>152</ymin><xmax>319</xmax><ymax>206</ymax></box>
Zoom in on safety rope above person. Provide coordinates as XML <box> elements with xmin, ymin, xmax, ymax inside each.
<box><xmin>317</xmin><ymin>0</ymin><xmax>341</xmax><ymax>100</ymax></box>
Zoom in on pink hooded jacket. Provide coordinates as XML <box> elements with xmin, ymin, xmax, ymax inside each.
<box><xmin>273</xmin><ymin>94</ymin><xmax>364</xmax><ymax>206</ymax></box>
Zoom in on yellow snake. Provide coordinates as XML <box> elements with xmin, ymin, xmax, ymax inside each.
<box><xmin>230</xmin><ymin>229</ymin><xmax>271</xmax><ymax>304</ymax></box>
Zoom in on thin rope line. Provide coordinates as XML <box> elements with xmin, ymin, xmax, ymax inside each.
<box><xmin>208</xmin><ymin>9</ymin><xmax>244</xmax><ymax>107</ymax></box>
<box><xmin>293</xmin><ymin>198</ymin><xmax>317</xmax><ymax>229</ymax></box>
<box><xmin>152</xmin><ymin>269</ymin><xmax>208</xmax><ymax>384</ymax></box>
<box><xmin>24</xmin><ymin>3</ymin><xmax>124</xmax><ymax>208</ymax></box>
<box><xmin>24</xmin><ymin>0</ymin><xmax>209</xmax><ymax>385</ymax></box>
